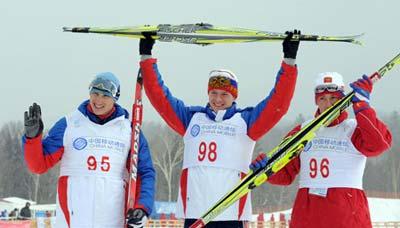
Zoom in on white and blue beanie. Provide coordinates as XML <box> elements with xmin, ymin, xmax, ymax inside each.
<box><xmin>89</xmin><ymin>72</ymin><xmax>121</xmax><ymax>101</ymax></box>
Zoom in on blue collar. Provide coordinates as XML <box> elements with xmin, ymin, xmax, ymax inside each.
<box><xmin>205</xmin><ymin>102</ymin><xmax>238</xmax><ymax>121</ymax></box>
<box><xmin>78</xmin><ymin>100</ymin><xmax>129</xmax><ymax>125</ymax></box>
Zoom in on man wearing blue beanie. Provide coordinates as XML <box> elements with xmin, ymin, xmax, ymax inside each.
<box><xmin>22</xmin><ymin>72</ymin><xmax>155</xmax><ymax>228</ymax></box>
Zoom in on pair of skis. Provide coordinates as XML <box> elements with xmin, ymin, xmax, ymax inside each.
<box><xmin>63</xmin><ymin>23</ymin><xmax>363</xmax><ymax>45</ymax></box>
<box><xmin>189</xmin><ymin>52</ymin><xmax>400</xmax><ymax>228</ymax></box>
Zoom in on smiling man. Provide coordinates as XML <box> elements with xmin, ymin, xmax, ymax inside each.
<box><xmin>22</xmin><ymin>72</ymin><xmax>155</xmax><ymax>228</ymax></box>
<box><xmin>138</xmin><ymin>30</ymin><xmax>300</xmax><ymax>227</ymax></box>
<box><xmin>250</xmin><ymin>72</ymin><xmax>392</xmax><ymax>228</ymax></box>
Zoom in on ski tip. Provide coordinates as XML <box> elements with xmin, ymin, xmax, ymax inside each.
<box><xmin>62</xmin><ymin>27</ymin><xmax>90</xmax><ymax>33</ymax></box>
<box><xmin>352</xmin><ymin>33</ymin><xmax>365</xmax><ymax>46</ymax></box>
<box><xmin>189</xmin><ymin>219</ymin><xmax>205</xmax><ymax>228</ymax></box>
<box><xmin>62</xmin><ymin>27</ymin><xmax>72</xmax><ymax>32</ymax></box>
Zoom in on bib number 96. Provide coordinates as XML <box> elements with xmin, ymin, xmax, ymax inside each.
<box><xmin>309</xmin><ymin>158</ymin><xmax>329</xmax><ymax>178</ymax></box>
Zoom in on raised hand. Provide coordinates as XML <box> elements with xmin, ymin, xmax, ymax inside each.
<box><xmin>139</xmin><ymin>32</ymin><xmax>156</xmax><ymax>55</ymax></box>
<box><xmin>350</xmin><ymin>74</ymin><xmax>373</xmax><ymax>113</ymax></box>
<box><xmin>283</xmin><ymin>29</ymin><xmax>301</xmax><ymax>59</ymax></box>
<box><xmin>24</xmin><ymin>103</ymin><xmax>44</xmax><ymax>138</ymax></box>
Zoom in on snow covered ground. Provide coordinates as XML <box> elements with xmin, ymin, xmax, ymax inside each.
<box><xmin>1</xmin><ymin>197</ymin><xmax>399</xmax><ymax>221</ymax></box>
<box><xmin>253</xmin><ymin>197</ymin><xmax>400</xmax><ymax>222</ymax></box>
<box><xmin>368</xmin><ymin>197</ymin><xmax>400</xmax><ymax>222</ymax></box>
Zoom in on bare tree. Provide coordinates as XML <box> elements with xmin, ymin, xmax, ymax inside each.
<box><xmin>384</xmin><ymin>112</ymin><xmax>400</xmax><ymax>196</ymax></box>
<box><xmin>0</xmin><ymin>121</ymin><xmax>59</xmax><ymax>203</ymax></box>
<box><xmin>0</xmin><ymin>121</ymin><xmax>34</xmax><ymax>199</ymax></box>
<box><xmin>143</xmin><ymin>122</ymin><xmax>184</xmax><ymax>202</ymax></box>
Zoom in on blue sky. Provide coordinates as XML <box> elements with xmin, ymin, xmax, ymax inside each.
<box><xmin>1</xmin><ymin>0</ymin><xmax>399</xmax><ymax>127</ymax></box>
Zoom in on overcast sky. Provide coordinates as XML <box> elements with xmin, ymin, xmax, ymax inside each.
<box><xmin>1</xmin><ymin>0</ymin><xmax>399</xmax><ymax>128</ymax></box>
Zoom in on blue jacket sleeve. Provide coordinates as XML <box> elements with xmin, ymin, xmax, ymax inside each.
<box><xmin>136</xmin><ymin>132</ymin><xmax>156</xmax><ymax>215</ymax></box>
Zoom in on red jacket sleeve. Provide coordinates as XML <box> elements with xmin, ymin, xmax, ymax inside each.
<box><xmin>351</xmin><ymin>108</ymin><xmax>392</xmax><ymax>157</ymax></box>
<box><xmin>268</xmin><ymin>125</ymin><xmax>302</xmax><ymax>185</ymax></box>
<box><xmin>23</xmin><ymin>117</ymin><xmax>66</xmax><ymax>174</ymax></box>
<box><xmin>23</xmin><ymin>135</ymin><xmax>64</xmax><ymax>174</ymax></box>
<box><xmin>140</xmin><ymin>58</ymin><xmax>189</xmax><ymax>136</ymax></box>
<box><xmin>246</xmin><ymin>61</ymin><xmax>298</xmax><ymax>140</ymax></box>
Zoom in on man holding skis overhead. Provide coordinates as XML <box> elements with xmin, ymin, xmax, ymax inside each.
<box><xmin>250</xmin><ymin>72</ymin><xmax>392</xmax><ymax>228</ymax></box>
<box><xmin>139</xmin><ymin>30</ymin><xmax>300</xmax><ymax>227</ymax></box>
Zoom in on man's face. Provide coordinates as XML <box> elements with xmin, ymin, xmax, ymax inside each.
<box><xmin>208</xmin><ymin>89</ymin><xmax>235</xmax><ymax>112</ymax></box>
<box><xmin>316</xmin><ymin>93</ymin><xmax>341</xmax><ymax>113</ymax></box>
<box><xmin>89</xmin><ymin>93</ymin><xmax>115</xmax><ymax>115</ymax></box>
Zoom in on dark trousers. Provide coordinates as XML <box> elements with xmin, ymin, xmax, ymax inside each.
<box><xmin>184</xmin><ymin>219</ymin><xmax>247</xmax><ymax>228</ymax></box>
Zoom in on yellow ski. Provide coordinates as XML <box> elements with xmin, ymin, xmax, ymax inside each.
<box><xmin>63</xmin><ymin>23</ymin><xmax>363</xmax><ymax>45</ymax></box>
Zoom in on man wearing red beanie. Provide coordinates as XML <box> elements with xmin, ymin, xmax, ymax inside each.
<box><xmin>139</xmin><ymin>30</ymin><xmax>301</xmax><ymax>227</ymax></box>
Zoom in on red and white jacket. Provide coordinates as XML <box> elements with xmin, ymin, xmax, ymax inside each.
<box><xmin>268</xmin><ymin>107</ymin><xmax>392</xmax><ymax>228</ymax></box>
<box><xmin>140</xmin><ymin>58</ymin><xmax>298</xmax><ymax>221</ymax></box>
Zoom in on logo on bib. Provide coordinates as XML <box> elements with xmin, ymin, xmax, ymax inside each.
<box><xmin>190</xmin><ymin>124</ymin><xmax>201</xmax><ymax>137</ymax></box>
<box><xmin>303</xmin><ymin>141</ymin><xmax>312</xmax><ymax>152</ymax></box>
<box><xmin>73</xmin><ymin>137</ymin><xmax>88</xmax><ymax>150</ymax></box>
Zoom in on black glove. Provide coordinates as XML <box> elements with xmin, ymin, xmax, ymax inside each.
<box><xmin>24</xmin><ymin>103</ymin><xmax>44</xmax><ymax>138</ymax></box>
<box><xmin>139</xmin><ymin>32</ymin><xmax>156</xmax><ymax>55</ymax></box>
<box><xmin>282</xmin><ymin>29</ymin><xmax>301</xmax><ymax>59</ymax></box>
<box><xmin>126</xmin><ymin>208</ymin><xmax>148</xmax><ymax>228</ymax></box>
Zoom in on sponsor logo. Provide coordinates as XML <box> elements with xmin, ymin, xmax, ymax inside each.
<box><xmin>191</xmin><ymin>124</ymin><xmax>200</xmax><ymax>137</ymax></box>
<box><xmin>303</xmin><ymin>141</ymin><xmax>312</xmax><ymax>152</ymax></box>
<box><xmin>73</xmin><ymin>137</ymin><xmax>87</xmax><ymax>150</ymax></box>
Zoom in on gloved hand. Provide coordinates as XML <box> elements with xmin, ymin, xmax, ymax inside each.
<box><xmin>139</xmin><ymin>32</ymin><xmax>156</xmax><ymax>55</ymax></box>
<box><xmin>350</xmin><ymin>74</ymin><xmax>373</xmax><ymax>103</ymax></box>
<box><xmin>249</xmin><ymin>153</ymin><xmax>269</xmax><ymax>172</ymax></box>
<box><xmin>24</xmin><ymin>103</ymin><xmax>44</xmax><ymax>138</ymax></box>
<box><xmin>350</xmin><ymin>74</ymin><xmax>373</xmax><ymax>113</ymax></box>
<box><xmin>126</xmin><ymin>208</ymin><xmax>148</xmax><ymax>228</ymax></box>
<box><xmin>282</xmin><ymin>30</ymin><xmax>301</xmax><ymax>59</ymax></box>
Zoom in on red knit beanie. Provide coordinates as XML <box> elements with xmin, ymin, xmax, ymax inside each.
<box><xmin>208</xmin><ymin>69</ymin><xmax>238</xmax><ymax>98</ymax></box>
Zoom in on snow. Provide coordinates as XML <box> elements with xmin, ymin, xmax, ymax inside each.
<box><xmin>0</xmin><ymin>197</ymin><xmax>35</xmax><ymax>213</ymax></box>
<box><xmin>251</xmin><ymin>197</ymin><xmax>400</xmax><ymax>222</ymax></box>
<box><xmin>368</xmin><ymin>197</ymin><xmax>400</xmax><ymax>222</ymax></box>
<box><xmin>1</xmin><ymin>197</ymin><xmax>399</xmax><ymax>221</ymax></box>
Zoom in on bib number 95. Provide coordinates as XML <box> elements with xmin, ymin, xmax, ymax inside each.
<box><xmin>87</xmin><ymin>155</ymin><xmax>110</xmax><ymax>172</ymax></box>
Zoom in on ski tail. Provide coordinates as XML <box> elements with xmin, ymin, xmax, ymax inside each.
<box><xmin>63</xmin><ymin>25</ymin><xmax>158</xmax><ymax>39</ymax></box>
<box><xmin>126</xmin><ymin>71</ymin><xmax>144</xmax><ymax>221</ymax></box>
<box><xmin>189</xmin><ymin>52</ymin><xmax>400</xmax><ymax>227</ymax></box>
<box><xmin>190</xmin><ymin>219</ymin><xmax>206</xmax><ymax>228</ymax></box>
<box><xmin>297</xmin><ymin>33</ymin><xmax>364</xmax><ymax>45</ymax></box>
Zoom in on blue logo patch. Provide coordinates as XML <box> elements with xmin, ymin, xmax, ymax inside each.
<box><xmin>73</xmin><ymin>137</ymin><xmax>87</xmax><ymax>150</ymax></box>
<box><xmin>190</xmin><ymin>124</ymin><xmax>200</xmax><ymax>137</ymax></box>
<box><xmin>303</xmin><ymin>141</ymin><xmax>312</xmax><ymax>152</ymax></box>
